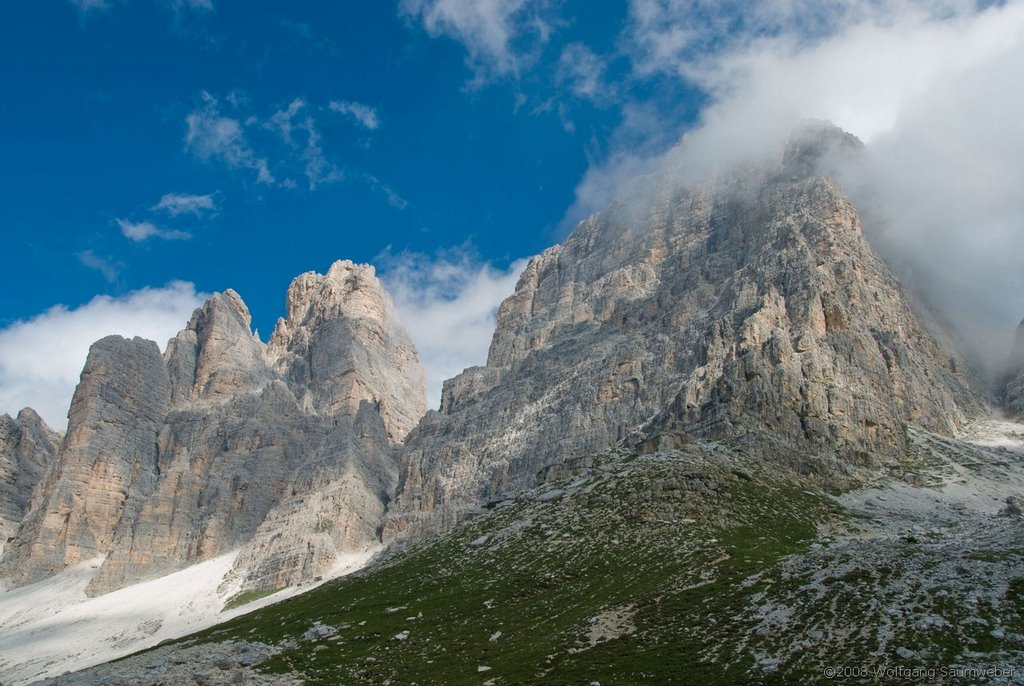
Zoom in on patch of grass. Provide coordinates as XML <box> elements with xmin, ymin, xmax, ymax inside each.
<box><xmin>222</xmin><ymin>588</ymin><xmax>279</xmax><ymax>612</ymax></box>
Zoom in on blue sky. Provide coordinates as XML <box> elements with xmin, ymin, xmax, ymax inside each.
<box><xmin>1</xmin><ymin>0</ymin><xmax>660</xmax><ymax>332</ymax></box>
<box><xmin>2</xmin><ymin>0</ymin><xmax>1022</xmax><ymax>427</ymax></box>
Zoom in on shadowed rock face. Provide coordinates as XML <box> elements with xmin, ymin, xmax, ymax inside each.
<box><xmin>0</xmin><ymin>408</ymin><xmax>60</xmax><ymax>554</ymax></box>
<box><xmin>1</xmin><ymin>262</ymin><xmax>427</xmax><ymax>595</ymax></box>
<box><xmin>384</xmin><ymin>126</ymin><xmax>982</xmax><ymax>542</ymax></box>
<box><xmin>1005</xmin><ymin>321</ymin><xmax>1024</xmax><ymax>416</ymax></box>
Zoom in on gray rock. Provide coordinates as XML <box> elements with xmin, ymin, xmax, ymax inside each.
<box><xmin>0</xmin><ymin>408</ymin><xmax>60</xmax><ymax>554</ymax></box>
<box><xmin>1000</xmin><ymin>496</ymin><xmax>1023</xmax><ymax>518</ymax></box>
<box><xmin>2</xmin><ymin>262</ymin><xmax>427</xmax><ymax>596</ymax></box>
<box><xmin>537</xmin><ymin>489</ymin><xmax>565</xmax><ymax>503</ymax></box>
<box><xmin>1005</xmin><ymin>319</ymin><xmax>1024</xmax><ymax>416</ymax></box>
<box><xmin>1</xmin><ymin>336</ymin><xmax>170</xmax><ymax>587</ymax></box>
<box><xmin>384</xmin><ymin>124</ymin><xmax>981</xmax><ymax>543</ymax></box>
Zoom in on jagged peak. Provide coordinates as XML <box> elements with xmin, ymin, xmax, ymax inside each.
<box><xmin>779</xmin><ymin>119</ymin><xmax>863</xmax><ymax>180</ymax></box>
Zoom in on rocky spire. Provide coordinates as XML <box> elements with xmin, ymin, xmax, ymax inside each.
<box><xmin>1</xmin><ymin>336</ymin><xmax>170</xmax><ymax>587</ymax></box>
<box><xmin>267</xmin><ymin>260</ymin><xmax>427</xmax><ymax>441</ymax></box>
<box><xmin>165</xmin><ymin>289</ymin><xmax>273</xmax><ymax>405</ymax></box>
<box><xmin>2</xmin><ymin>269</ymin><xmax>429</xmax><ymax>595</ymax></box>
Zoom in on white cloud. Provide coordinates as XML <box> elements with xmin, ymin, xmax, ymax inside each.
<box><xmin>569</xmin><ymin>0</ymin><xmax>1024</xmax><ymax>368</ymax></box>
<box><xmin>557</xmin><ymin>43</ymin><xmax>611</xmax><ymax>102</ymax></box>
<box><xmin>399</xmin><ymin>0</ymin><xmax>555</xmax><ymax>82</ymax></box>
<box><xmin>328</xmin><ymin>101</ymin><xmax>380</xmax><ymax>130</ymax></box>
<box><xmin>377</xmin><ymin>249</ymin><xmax>527</xmax><ymax>408</ymax></box>
<box><xmin>363</xmin><ymin>174</ymin><xmax>408</xmax><ymax>211</ymax></box>
<box><xmin>152</xmin><ymin>192</ymin><xmax>217</xmax><ymax>217</ymax></box>
<box><xmin>266</xmin><ymin>99</ymin><xmax>343</xmax><ymax>190</ymax></box>
<box><xmin>76</xmin><ymin>250</ymin><xmax>121</xmax><ymax>283</ymax></box>
<box><xmin>116</xmin><ymin>219</ymin><xmax>192</xmax><ymax>242</ymax></box>
<box><xmin>185</xmin><ymin>91</ymin><xmax>274</xmax><ymax>184</ymax></box>
<box><xmin>0</xmin><ymin>282</ymin><xmax>207</xmax><ymax>429</ymax></box>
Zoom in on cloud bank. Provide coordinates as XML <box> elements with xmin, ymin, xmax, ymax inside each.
<box><xmin>0</xmin><ymin>282</ymin><xmax>206</xmax><ymax>429</ymax></box>
<box><xmin>568</xmin><ymin>0</ymin><xmax>1024</xmax><ymax>367</ymax></box>
<box><xmin>377</xmin><ymin>249</ymin><xmax>527</xmax><ymax>408</ymax></box>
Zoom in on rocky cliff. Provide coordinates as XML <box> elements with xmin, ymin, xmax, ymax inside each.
<box><xmin>2</xmin><ymin>337</ymin><xmax>170</xmax><ymax>586</ymax></box>
<box><xmin>384</xmin><ymin>124</ymin><xmax>982</xmax><ymax>542</ymax></box>
<box><xmin>0</xmin><ymin>261</ymin><xmax>426</xmax><ymax>595</ymax></box>
<box><xmin>0</xmin><ymin>408</ymin><xmax>60</xmax><ymax>554</ymax></box>
<box><xmin>1005</xmin><ymin>320</ymin><xmax>1024</xmax><ymax>415</ymax></box>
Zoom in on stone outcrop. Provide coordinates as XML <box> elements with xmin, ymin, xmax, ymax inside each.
<box><xmin>1</xmin><ymin>262</ymin><xmax>427</xmax><ymax>595</ymax></box>
<box><xmin>227</xmin><ymin>401</ymin><xmax>396</xmax><ymax>592</ymax></box>
<box><xmin>1005</xmin><ymin>320</ymin><xmax>1024</xmax><ymax>415</ymax></box>
<box><xmin>384</xmin><ymin>124</ymin><xmax>982</xmax><ymax>542</ymax></box>
<box><xmin>1</xmin><ymin>337</ymin><xmax>170</xmax><ymax>586</ymax></box>
<box><xmin>0</xmin><ymin>408</ymin><xmax>60</xmax><ymax>553</ymax></box>
<box><xmin>267</xmin><ymin>260</ymin><xmax>426</xmax><ymax>441</ymax></box>
<box><xmin>165</xmin><ymin>289</ymin><xmax>273</xmax><ymax>405</ymax></box>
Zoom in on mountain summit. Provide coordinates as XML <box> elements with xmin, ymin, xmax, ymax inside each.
<box><xmin>0</xmin><ymin>261</ymin><xmax>426</xmax><ymax>596</ymax></box>
<box><xmin>384</xmin><ymin>123</ymin><xmax>981</xmax><ymax>542</ymax></box>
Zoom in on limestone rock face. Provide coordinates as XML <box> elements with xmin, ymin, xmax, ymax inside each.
<box><xmin>1</xmin><ymin>336</ymin><xmax>170</xmax><ymax>586</ymax></box>
<box><xmin>267</xmin><ymin>260</ymin><xmax>426</xmax><ymax>441</ymax></box>
<box><xmin>385</xmin><ymin>126</ymin><xmax>982</xmax><ymax>542</ymax></box>
<box><xmin>1005</xmin><ymin>320</ymin><xmax>1024</xmax><ymax>415</ymax></box>
<box><xmin>2</xmin><ymin>263</ymin><xmax>426</xmax><ymax>595</ymax></box>
<box><xmin>166</xmin><ymin>289</ymin><xmax>273</xmax><ymax>405</ymax></box>
<box><xmin>227</xmin><ymin>401</ymin><xmax>397</xmax><ymax>592</ymax></box>
<box><xmin>0</xmin><ymin>408</ymin><xmax>60</xmax><ymax>553</ymax></box>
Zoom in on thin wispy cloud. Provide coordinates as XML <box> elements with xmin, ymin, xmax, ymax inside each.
<box><xmin>185</xmin><ymin>91</ymin><xmax>275</xmax><ymax>184</ymax></box>
<box><xmin>328</xmin><ymin>101</ymin><xmax>380</xmax><ymax>130</ymax></box>
<box><xmin>0</xmin><ymin>282</ymin><xmax>206</xmax><ymax>429</ymax></box>
<box><xmin>75</xmin><ymin>250</ymin><xmax>120</xmax><ymax>283</ymax></box>
<box><xmin>116</xmin><ymin>218</ymin><xmax>192</xmax><ymax>242</ymax></box>
<box><xmin>400</xmin><ymin>0</ymin><xmax>557</xmax><ymax>84</ymax></box>
<box><xmin>364</xmin><ymin>174</ymin><xmax>408</xmax><ymax>210</ymax></box>
<box><xmin>267</xmin><ymin>99</ymin><xmax>343</xmax><ymax>189</ymax></box>
<box><xmin>69</xmin><ymin>0</ymin><xmax>111</xmax><ymax>13</ymax></box>
<box><xmin>186</xmin><ymin>91</ymin><xmax>408</xmax><ymax>200</ymax></box>
<box><xmin>69</xmin><ymin>0</ymin><xmax>214</xmax><ymax>15</ymax></box>
<box><xmin>556</xmin><ymin>43</ymin><xmax>611</xmax><ymax>102</ymax></box>
<box><xmin>151</xmin><ymin>192</ymin><xmax>217</xmax><ymax>217</ymax></box>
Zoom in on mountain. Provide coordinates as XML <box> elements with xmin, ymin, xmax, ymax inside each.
<box><xmin>0</xmin><ymin>261</ymin><xmax>426</xmax><ymax>597</ymax></box>
<box><xmin>0</xmin><ymin>123</ymin><xmax>1007</xmax><ymax>685</ymax></box>
<box><xmin>384</xmin><ymin>124</ymin><xmax>981</xmax><ymax>544</ymax></box>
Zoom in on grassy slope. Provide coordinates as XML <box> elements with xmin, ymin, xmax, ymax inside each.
<box><xmin>188</xmin><ymin>448</ymin><xmax>835</xmax><ymax>685</ymax></box>
<box><xmin>174</xmin><ymin>437</ymin><xmax>1024</xmax><ymax>685</ymax></box>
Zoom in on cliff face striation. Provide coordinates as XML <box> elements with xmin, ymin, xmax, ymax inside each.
<box><xmin>384</xmin><ymin>125</ymin><xmax>982</xmax><ymax>542</ymax></box>
<box><xmin>0</xmin><ymin>408</ymin><xmax>60</xmax><ymax>554</ymax></box>
<box><xmin>0</xmin><ymin>261</ymin><xmax>427</xmax><ymax>595</ymax></box>
<box><xmin>1005</xmin><ymin>320</ymin><xmax>1024</xmax><ymax>416</ymax></box>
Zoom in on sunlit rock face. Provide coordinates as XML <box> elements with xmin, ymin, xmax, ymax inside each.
<box><xmin>1</xmin><ymin>262</ymin><xmax>427</xmax><ymax>596</ymax></box>
<box><xmin>384</xmin><ymin>124</ymin><xmax>981</xmax><ymax>543</ymax></box>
